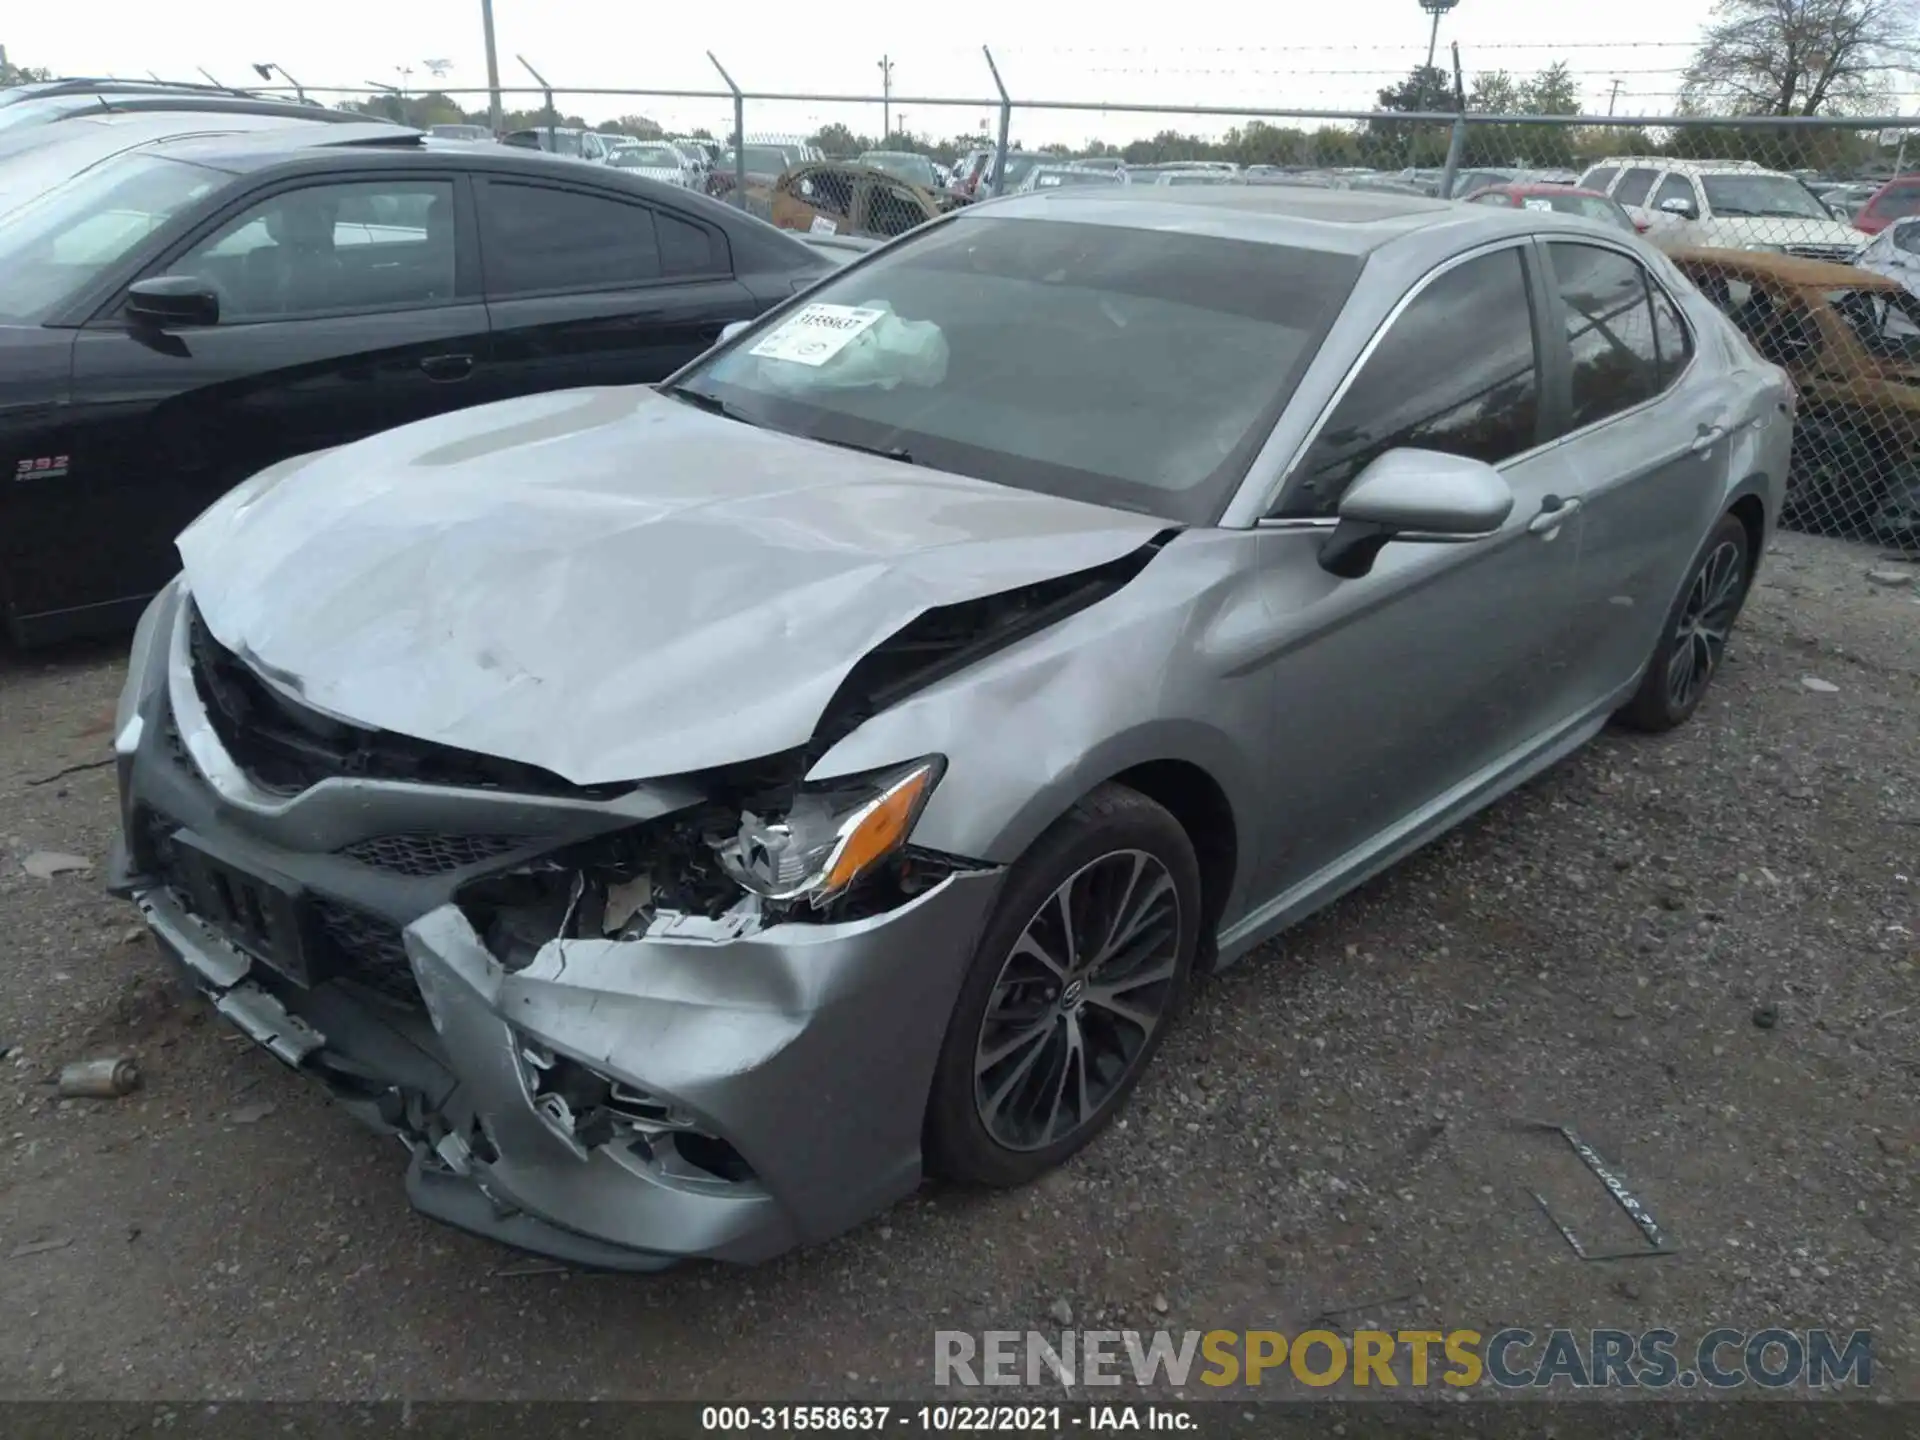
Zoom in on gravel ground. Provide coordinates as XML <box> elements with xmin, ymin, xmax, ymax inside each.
<box><xmin>0</xmin><ymin>530</ymin><xmax>1913</xmax><ymax>1403</ymax></box>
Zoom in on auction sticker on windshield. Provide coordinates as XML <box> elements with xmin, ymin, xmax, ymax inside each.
<box><xmin>750</xmin><ymin>303</ymin><xmax>885</xmax><ymax>366</ymax></box>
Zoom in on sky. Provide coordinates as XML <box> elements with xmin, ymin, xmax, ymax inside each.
<box><xmin>6</xmin><ymin>0</ymin><xmax>1736</xmax><ymax>146</ymax></box>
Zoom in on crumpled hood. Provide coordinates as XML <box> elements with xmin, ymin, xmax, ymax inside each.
<box><xmin>178</xmin><ymin>386</ymin><xmax>1166</xmax><ymax>786</ymax></box>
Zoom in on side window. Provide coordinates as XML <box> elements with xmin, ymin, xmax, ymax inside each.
<box><xmin>1547</xmin><ymin>242</ymin><xmax>1664</xmax><ymax>431</ymax></box>
<box><xmin>1613</xmin><ymin>167</ymin><xmax>1661</xmax><ymax>207</ymax></box>
<box><xmin>479</xmin><ymin>182</ymin><xmax>662</xmax><ymax>296</ymax></box>
<box><xmin>1652</xmin><ymin>173</ymin><xmax>1696</xmax><ymax>213</ymax></box>
<box><xmin>1648</xmin><ymin>281</ymin><xmax>1694</xmax><ymax>385</ymax></box>
<box><xmin>169</xmin><ymin>180</ymin><xmax>456</xmax><ymax>321</ymax></box>
<box><xmin>1283</xmin><ymin>249</ymin><xmax>1541</xmax><ymax>517</ymax></box>
<box><xmin>656</xmin><ymin>210</ymin><xmax>728</xmax><ymax>278</ymax></box>
<box><xmin>1581</xmin><ymin>166</ymin><xmax>1620</xmax><ymax>193</ymax></box>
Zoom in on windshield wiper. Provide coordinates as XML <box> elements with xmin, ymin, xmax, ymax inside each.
<box><xmin>808</xmin><ymin>433</ymin><xmax>916</xmax><ymax>466</ymax></box>
<box><xmin>662</xmin><ymin>384</ymin><xmax>752</xmax><ymax>424</ymax></box>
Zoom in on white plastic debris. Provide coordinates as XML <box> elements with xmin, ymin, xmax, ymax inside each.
<box><xmin>1800</xmin><ymin>677</ymin><xmax>1840</xmax><ymax>693</ymax></box>
<box><xmin>21</xmin><ymin>852</ymin><xmax>91</xmax><ymax>880</ymax></box>
<box><xmin>1867</xmin><ymin>567</ymin><xmax>1915</xmax><ymax>588</ymax></box>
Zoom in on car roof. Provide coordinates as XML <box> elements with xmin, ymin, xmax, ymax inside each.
<box><xmin>969</xmin><ymin>184</ymin><xmax>1505</xmax><ymax>255</ymax></box>
<box><xmin>1481</xmin><ymin>183</ymin><xmax>1613</xmax><ymax>198</ymax></box>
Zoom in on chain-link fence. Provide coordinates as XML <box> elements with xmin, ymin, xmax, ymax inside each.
<box><xmin>264</xmin><ymin>70</ymin><xmax>1920</xmax><ymax>555</ymax></box>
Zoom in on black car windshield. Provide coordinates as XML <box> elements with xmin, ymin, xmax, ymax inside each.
<box><xmin>674</xmin><ymin>216</ymin><xmax>1363</xmax><ymax>524</ymax></box>
<box><xmin>1703</xmin><ymin>174</ymin><xmax>1831</xmax><ymax>219</ymax></box>
<box><xmin>0</xmin><ymin>151</ymin><xmax>226</xmax><ymax>323</ymax></box>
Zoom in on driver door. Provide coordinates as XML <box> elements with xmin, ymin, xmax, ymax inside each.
<box><xmin>62</xmin><ymin>173</ymin><xmax>490</xmax><ymax>613</ymax></box>
<box><xmin>1244</xmin><ymin>243</ymin><xmax>1592</xmax><ymax>902</ymax></box>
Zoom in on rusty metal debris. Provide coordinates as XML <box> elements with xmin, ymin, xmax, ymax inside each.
<box><xmin>1520</xmin><ymin>1120</ymin><xmax>1678</xmax><ymax>1261</ymax></box>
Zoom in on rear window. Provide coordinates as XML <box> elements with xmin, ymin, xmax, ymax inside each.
<box><xmin>680</xmin><ymin>216</ymin><xmax>1364</xmax><ymax>524</ymax></box>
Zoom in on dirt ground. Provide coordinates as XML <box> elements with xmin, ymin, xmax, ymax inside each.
<box><xmin>0</xmin><ymin>530</ymin><xmax>1914</xmax><ymax>1403</ymax></box>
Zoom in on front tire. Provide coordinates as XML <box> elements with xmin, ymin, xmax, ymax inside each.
<box><xmin>924</xmin><ymin>784</ymin><xmax>1200</xmax><ymax>1188</ymax></box>
<box><xmin>1616</xmin><ymin>512</ymin><xmax>1753</xmax><ymax>733</ymax></box>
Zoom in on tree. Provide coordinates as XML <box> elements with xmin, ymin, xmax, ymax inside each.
<box><xmin>1369</xmin><ymin>65</ymin><xmax>1458</xmax><ymax>167</ymax></box>
<box><xmin>808</xmin><ymin>123</ymin><xmax>868</xmax><ymax>157</ymax></box>
<box><xmin>1</xmin><ymin>46</ymin><xmax>53</xmax><ymax>86</ymax></box>
<box><xmin>596</xmin><ymin>114</ymin><xmax>663</xmax><ymax>138</ymax></box>
<box><xmin>1522</xmin><ymin>61</ymin><xmax>1581</xmax><ymax>116</ymax></box>
<box><xmin>1468</xmin><ymin>70</ymin><xmax>1522</xmax><ymax>114</ymax></box>
<box><xmin>1682</xmin><ymin>0</ymin><xmax>1920</xmax><ymax>115</ymax></box>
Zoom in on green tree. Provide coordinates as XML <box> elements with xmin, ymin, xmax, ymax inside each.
<box><xmin>1</xmin><ymin>46</ymin><xmax>53</xmax><ymax>87</ymax></box>
<box><xmin>1468</xmin><ymin>70</ymin><xmax>1522</xmax><ymax>115</ymax></box>
<box><xmin>1369</xmin><ymin>65</ymin><xmax>1458</xmax><ymax>168</ymax></box>
<box><xmin>807</xmin><ymin>123</ymin><xmax>868</xmax><ymax>157</ymax></box>
<box><xmin>1522</xmin><ymin>62</ymin><xmax>1581</xmax><ymax>116</ymax></box>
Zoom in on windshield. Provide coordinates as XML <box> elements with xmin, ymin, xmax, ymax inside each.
<box><xmin>617</xmin><ymin>144</ymin><xmax>683</xmax><ymax>167</ymax></box>
<box><xmin>727</xmin><ymin>145</ymin><xmax>793</xmax><ymax>175</ymax></box>
<box><xmin>861</xmin><ymin>152</ymin><xmax>939</xmax><ymax>187</ymax></box>
<box><xmin>1031</xmin><ymin>169</ymin><xmax>1122</xmax><ymax>189</ymax></box>
<box><xmin>1702</xmin><ymin>174</ymin><xmax>1831</xmax><ymax>219</ymax></box>
<box><xmin>672</xmin><ymin>216</ymin><xmax>1362</xmax><ymax>524</ymax></box>
<box><xmin>0</xmin><ymin>151</ymin><xmax>225</xmax><ymax>323</ymax></box>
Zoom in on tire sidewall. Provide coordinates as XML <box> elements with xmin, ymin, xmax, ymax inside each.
<box><xmin>1636</xmin><ymin>513</ymin><xmax>1753</xmax><ymax>728</ymax></box>
<box><xmin>924</xmin><ymin>787</ymin><xmax>1201</xmax><ymax>1187</ymax></box>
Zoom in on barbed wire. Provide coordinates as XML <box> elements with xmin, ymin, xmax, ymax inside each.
<box><xmin>999</xmin><ymin>42</ymin><xmax>1702</xmax><ymax>54</ymax></box>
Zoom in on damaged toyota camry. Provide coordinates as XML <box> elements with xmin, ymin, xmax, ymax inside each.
<box><xmin>108</xmin><ymin>186</ymin><xmax>1792</xmax><ymax>1269</ymax></box>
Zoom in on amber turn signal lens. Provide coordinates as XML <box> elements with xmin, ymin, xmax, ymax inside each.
<box><xmin>820</xmin><ymin>764</ymin><xmax>938</xmax><ymax>896</ymax></box>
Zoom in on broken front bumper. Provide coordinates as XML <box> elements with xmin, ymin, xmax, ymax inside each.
<box><xmin>111</xmin><ymin>585</ymin><xmax>1004</xmax><ymax>1269</ymax></box>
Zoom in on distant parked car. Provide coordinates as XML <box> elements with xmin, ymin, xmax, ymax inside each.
<box><xmin>610</xmin><ymin>141</ymin><xmax>700</xmax><ymax>188</ymax></box>
<box><xmin>771</xmin><ymin>161</ymin><xmax>945</xmax><ymax>239</ymax></box>
<box><xmin>1577</xmin><ymin>158</ymin><xmax>1862</xmax><ymax>262</ymax></box>
<box><xmin>427</xmin><ymin>123</ymin><xmax>493</xmax><ymax>142</ymax></box>
<box><xmin>1852</xmin><ymin>174</ymin><xmax>1920</xmax><ymax>236</ymax></box>
<box><xmin>1462</xmin><ymin>182</ymin><xmax>1642</xmax><ymax>234</ymax></box>
<box><xmin>1016</xmin><ymin>165</ymin><xmax>1125</xmax><ymax>193</ymax></box>
<box><xmin>501</xmin><ymin>126</ymin><xmax>617</xmax><ymax>164</ymax></box>
<box><xmin>0</xmin><ymin>125</ymin><xmax>837</xmax><ymax>645</ymax></box>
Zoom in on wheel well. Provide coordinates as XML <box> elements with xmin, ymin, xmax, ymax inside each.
<box><xmin>1108</xmin><ymin>760</ymin><xmax>1237</xmax><ymax>967</ymax></box>
<box><xmin>1728</xmin><ymin>493</ymin><xmax>1766</xmax><ymax>577</ymax></box>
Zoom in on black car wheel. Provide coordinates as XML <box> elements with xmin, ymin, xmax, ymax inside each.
<box><xmin>924</xmin><ymin>783</ymin><xmax>1200</xmax><ymax>1188</ymax></box>
<box><xmin>1617</xmin><ymin>512</ymin><xmax>1753</xmax><ymax>733</ymax></box>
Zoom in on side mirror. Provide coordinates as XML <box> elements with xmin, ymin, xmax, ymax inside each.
<box><xmin>1318</xmin><ymin>449</ymin><xmax>1515</xmax><ymax>579</ymax></box>
<box><xmin>719</xmin><ymin>320</ymin><xmax>752</xmax><ymax>344</ymax></box>
<box><xmin>127</xmin><ymin>277</ymin><xmax>219</xmax><ymax>330</ymax></box>
<box><xmin>1658</xmin><ymin>196</ymin><xmax>1698</xmax><ymax>219</ymax></box>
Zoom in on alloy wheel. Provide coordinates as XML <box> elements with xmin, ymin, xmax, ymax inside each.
<box><xmin>972</xmin><ymin>850</ymin><xmax>1182</xmax><ymax>1152</ymax></box>
<box><xmin>1665</xmin><ymin>539</ymin><xmax>1746</xmax><ymax>714</ymax></box>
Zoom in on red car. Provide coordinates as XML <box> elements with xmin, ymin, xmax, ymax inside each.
<box><xmin>1461</xmin><ymin>182</ymin><xmax>1644</xmax><ymax>234</ymax></box>
<box><xmin>1852</xmin><ymin>174</ymin><xmax>1920</xmax><ymax>235</ymax></box>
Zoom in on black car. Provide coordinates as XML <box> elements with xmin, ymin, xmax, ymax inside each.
<box><xmin>0</xmin><ymin>124</ymin><xmax>838</xmax><ymax>646</ymax></box>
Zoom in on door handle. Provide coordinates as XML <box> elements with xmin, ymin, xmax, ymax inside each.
<box><xmin>418</xmin><ymin>353</ymin><xmax>474</xmax><ymax>382</ymax></box>
<box><xmin>1528</xmin><ymin>496</ymin><xmax>1583</xmax><ymax>535</ymax></box>
<box><xmin>1691</xmin><ymin>420</ymin><xmax>1731</xmax><ymax>454</ymax></box>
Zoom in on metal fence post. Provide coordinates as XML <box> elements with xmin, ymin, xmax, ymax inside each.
<box><xmin>1439</xmin><ymin>117</ymin><xmax>1467</xmax><ymax>198</ymax></box>
<box><xmin>983</xmin><ymin>46</ymin><xmax>1011</xmax><ymax>197</ymax></box>
<box><xmin>708</xmin><ymin>52</ymin><xmax>746</xmax><ymax>210</ymax></box>
<box><xmin>517</xmin><ymin>55</ymin><xmax>555</xmax><ymax>150</ymax></box>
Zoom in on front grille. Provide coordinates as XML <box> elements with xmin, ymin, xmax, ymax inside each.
<box><xmin>1784</xmin><ymin>244</ymin><xmax>1859</xmax><ymax>264</ymax></box>
<box><xmin>337</xmin><ymin>832</ymin><xmax>526</xmax><ymax>877</ymax></box>
<box><xmin>310</xmin><ymin>896</ymin><xmax>420</xmax><ymax>1006</ymax></box>
<box><xmin>185</xmin><ymin>602</ymin><xmax>627</xmax><ymax>800</ymax></box>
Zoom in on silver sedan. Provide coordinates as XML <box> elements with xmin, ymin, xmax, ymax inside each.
<box><xmin>110</xmin><ymin>186</ymin><xmax>1791</xmax><ymax>1269</ymax></box>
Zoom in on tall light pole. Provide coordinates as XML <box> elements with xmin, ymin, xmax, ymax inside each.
<box><xmin>1419</xmin><ymin>0</ymin><xmax>1460</xmax><ymax>73</ymax></box>
<box><xmin>480</xmin><ymin>0</ymin><xmax>503</xmax><ymax>134</ymax></box>
<box><xmin>878</xmin><ymin>55</ymin><xmax>894</xmax><ymax>139</ymax></box>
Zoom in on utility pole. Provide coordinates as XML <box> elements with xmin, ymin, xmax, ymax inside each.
<box><xmin>1608</xmin><ymin>78</ymin><xmax>1624</xmax><ymax>117</ymax></box>
<box><xmin>1419</xmin><ymin>0</ymin><xmax>1460</xmax><ymax>73</ymax></box>
<box><xmin>878</xmin><ymin>55</ymin><xmax>894</xmax><ymax>139</ymax></box>
<box><xmin>480</xmin><ymin>0</ymin><xmax>503</xmax><ymax>134</ymax></box>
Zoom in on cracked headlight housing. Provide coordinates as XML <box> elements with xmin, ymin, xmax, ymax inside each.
<box><xmin>713</xmin><ymin>757</ymin><xmax>943</xmax><ymax>907</ymax></box>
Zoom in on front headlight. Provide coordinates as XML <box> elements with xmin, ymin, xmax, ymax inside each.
<box><xmin>713</xmin><ymin>757</ymin><xmax>944</xmax><ymax>907</ymax></box>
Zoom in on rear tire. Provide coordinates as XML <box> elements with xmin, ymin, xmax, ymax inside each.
<box><xmin>923</xmin><ymin>784</ymin><xmax>1200</xmax><ymax>1189</ymax></box>
<box><xmin>1616</xmin><ymin>512</ymin><xmax>1753</xmax><ymax>733</ymax></box>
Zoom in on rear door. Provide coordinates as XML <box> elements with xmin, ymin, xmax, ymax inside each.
<box><xmin>53</xmin><ymin>171</ymin><xmax>489</xmax><ymax>625</ymax></box>
<box><xmin>473</xmin><ymin>176</ymin><xmax>760</xmax><ymax>395</ymax></box>
<box><xmin>1534</xmin><ymin>239</ymin><xmax>1737</xmax><ymax>706</ymax></box>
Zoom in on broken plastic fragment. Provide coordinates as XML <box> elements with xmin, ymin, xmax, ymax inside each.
<box><xmin>602</xmin><ymin>874</ymin><xmax>653</xmax><ymax>935</ymax></box>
